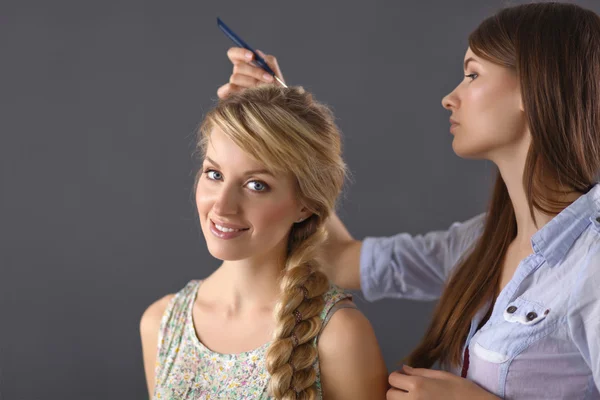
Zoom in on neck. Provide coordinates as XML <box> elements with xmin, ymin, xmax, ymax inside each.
<box><xmin>205</xmin><ymin>237</ymin><xmax>289</xmax><ymax>314</ymax></box>
<box><xmin>493</xmin><ymin>136</ymin><xmax>581</xmax><ymax>251</ymax></box>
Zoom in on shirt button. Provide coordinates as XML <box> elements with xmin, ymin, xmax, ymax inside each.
<box><xmin>526</xmin><ymin>311</ymin><xmax>538</xmax><ymax>321</ymax></box>
<box><xmin>507</xmin><ymin>306</ymin><xmax>517</xmax><ymax>314</ymax></box>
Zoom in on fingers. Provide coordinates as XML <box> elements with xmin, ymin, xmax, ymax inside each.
<box><xmin>226</xmin><ymin>47</ymin><xmax>254</xmax><ymax>64</ymax></box>
<box><xmin>217</xmin><ymin>83</ymin><xmax>243</xmax><ymax>99</ymax></box>
<box><xmin>229</xmin><ymin>72</ymin><xmax>262</xmax><ymax>88</ymax></box>
<box><xmin>402</xmin><ymin>365</ymin><xmax>450</xmax><ymax>379</ymax></box>
<box><xmin>386</xmin><ymin>388</ymin><xmax>409</xmax><ymax>399</ymax></box>
<box><xmin>389</xmin><ymin>371</ymin><xmax>423</xmax><ymax>392</ymax></box>
<box><xmin>219</xmin><ymin>47</ymin><xmax>285</xmax><ymax>99</ymax></box>
<box><xmin>233</xmin><ymin>62</ymin><xmax>274</xmax><ymax>84</ymax></box>
<box><xmin>217</xmin><ymin>80</ymin><xmax>273</xmax><ymax>99</ymax></box>
<box><xmin>256</xmin><ymin>49</ymin><xmax>284</xmax><ymax>82</ymax></box>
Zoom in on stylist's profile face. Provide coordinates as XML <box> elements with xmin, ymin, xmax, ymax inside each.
<box><xmin>442</xmin><ymin>47</ymin><xmax>527</xmax><ymax>161</ymax></box>
<box><xmin>195</xmin><ymin>128</ymin><xmax>303</xmax><ymax>262</ymax></box>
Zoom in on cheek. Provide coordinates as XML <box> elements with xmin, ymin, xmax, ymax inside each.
<box><xmin>465</xmin><ymin>85</ymin><xmax>497</xmax><ymax>123</ymax></box>
<box><xmin>195</xmin><ymin>180</ymin><xmax>215</xmax><ymax>220</ymax></box>
<box><xmin>453</xmin><ymin>84</ymin><xmax>524</xmax><ymax>159</ymax></box>
<box><xmin>464</xmin><ymin>84</ymin><xmax>522</xmax><ymax>138</ymax></box>
<box><xmin>251</xmin><ymin>197</ymin><xmax>296</xmax><ymax>230</ymax></box>
<box><xmin>246</xmin><ymin>192</ymin><xmax>300</xmax><ymax>245</ymax></box>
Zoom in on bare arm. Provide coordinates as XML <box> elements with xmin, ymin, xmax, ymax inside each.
<box><xmin>321</xmin><ymin>213</ymin><xmax>363</xmax><ymax>290</ymax></box>
<box><xmin>140</xmin><ymin>294</ymin><xmax>174</xmax><ymax>398</ymax></box>
<box><xmin>317</xmin><ymin>303</ymin><xmax>389</xmax><ymax>399</ymax></box>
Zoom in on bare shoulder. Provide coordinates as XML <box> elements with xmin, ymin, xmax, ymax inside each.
<box><xmin>140</xmin><ymin>294</ymin><xmax>175</xmax><ymax>397</ymax></box>
<box><xmin>318</xmin><ymin>300</ymin><xmax>371</xmax><ymax>350</ymax></box>
<box><xmin>317</xmin><ymin>300</ymin><xmax>388</xmax><ymax>400</ymax></box>
<box><xmin>140</xmin><ymin>294</ymin><xmax>175</xmax><ymax>336</ymax></box>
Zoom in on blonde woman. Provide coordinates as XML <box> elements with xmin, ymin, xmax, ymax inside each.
<box><xmin>140</xmin><ymin>86</ymin><xmax>388</xmax><ymax>399</ymax></box>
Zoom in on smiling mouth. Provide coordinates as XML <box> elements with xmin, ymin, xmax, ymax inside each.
<box><xmin>208</xmin><ymin>219</ymin><xmax>250</xmax><ymax>239</ymax></box>
<box><xmin>213</xmin><ymin>223</ymin><xmax>248</xmax><ymax>233</ymax></box>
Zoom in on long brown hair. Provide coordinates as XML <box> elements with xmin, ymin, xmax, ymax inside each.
<box><xmin>407</xmin><ymin>2</ymin><xmax>600</xmax><ymax>368</ymax></box>
<box><xmin>198</xmin><ymin>86</ymin><xmax>346</xmax><ymax>399</ymax></box>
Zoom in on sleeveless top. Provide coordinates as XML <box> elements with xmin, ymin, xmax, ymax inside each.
<box><xmin>153</xmin><ymin>280</ymin><xmax>356</xmax><ymax>400</ymax></box>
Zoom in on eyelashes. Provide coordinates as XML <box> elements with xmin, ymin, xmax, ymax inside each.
<box><xmin>203</xmin><ymin>169</ymin><xmax>270</xmax><ymax>192</ymax></box>
<box><xmin>246</xmin><ymin>181</ymin><xmax>268</xmax><ymax>192</ymax></box>
<box><xmin>206</xmin><ymin>170</ymin><xmax>223</xmax><ymax>181</ymax></box>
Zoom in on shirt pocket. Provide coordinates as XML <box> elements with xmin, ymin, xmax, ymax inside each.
<box><xmin>475</xmin><ymin>296</ymin><xmax>553</xmax><ymax>360</ymax></box>
<box><xmin>467</xmin><ymin>297</ymin><xmax>554</xmax><ymax>395</ymax></box>
<box><xmin>502</xmin><ymin>296</ymin><xmax>550</xmax><ymax>327</ymax></box>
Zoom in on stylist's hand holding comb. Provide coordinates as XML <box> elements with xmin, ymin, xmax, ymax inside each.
<box><xmin>217</xmin><ymin>48</ymin><xmax>285</xmax><ymax>99</ymax></box>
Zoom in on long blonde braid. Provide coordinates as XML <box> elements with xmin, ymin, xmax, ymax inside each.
<box><xmin>266</xmin><ymin>218</ymin><xmax>330</xmax><ymax>399</ymax></box>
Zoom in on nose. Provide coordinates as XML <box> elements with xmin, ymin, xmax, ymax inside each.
<box><xmin>442</xmin><ymin>87</ymin><xmax>460</xmax><ymax>111</ymax></box>
<box><xmin>212</xmin><ymin>184</ymin><xmax>240</xmax><ymax>215</ymax></box>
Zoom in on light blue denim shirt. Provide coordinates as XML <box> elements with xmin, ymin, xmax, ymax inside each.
<box><xmin>360</xmin><ymin>184</ymin><xmax>600</xmax><ymax>399</ymax></box>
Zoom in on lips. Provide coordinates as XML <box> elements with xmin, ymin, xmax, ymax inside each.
<box><xmin>449</xmin><ymin>117</ymin><xmax>460</xmax><ymax>134</ymax></box>
<box><xmin>208</xmin><ymin>218</ymin><xmax>249</xmax><ymax>240</ymax></box>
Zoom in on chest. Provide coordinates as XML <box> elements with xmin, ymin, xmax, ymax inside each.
<box><xmin>498</xmin><ymin>246</ymin><xmax>532</xmax><ymax>294</ymax></box>
<box><xmin>192</xmin><ymin>304</ymin><xmax>275</xmax><ymax>355</ymax></box>
<box><xmin>462</xmin><ymin>250</ymin><xmax>593</xmax><ymax>398</ymax></box>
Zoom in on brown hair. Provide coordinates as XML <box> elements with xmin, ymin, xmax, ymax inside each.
<box><xmin>407</xmin><ymin>2</ymin><xmax>600</xmax><ymax>368</ymax></box>
<box><xmin>198</xmin><ymin>85</ymin><xmax>346</xmax><ymax>399</ymax></box>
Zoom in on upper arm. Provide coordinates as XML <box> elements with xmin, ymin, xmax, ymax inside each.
<box><xmin>322</xmin><ymin>239</ymin><xmax>363</xmax><ymax>290</ymax></box>
<box><xmin>322</xmin><ymin>213</ymin><xmax>363</xmax><ymax>290</ymax></box>
<box><xmin>317</xmin><ymin>303</ymin><xmax>389</xmax><ymax>400</ymax></box>
<box><xmin>359</xmin><ymin>213</ymin><xmax>485</xmax><ymax>302</ymax></box>
<box><xmin>140</xmin><ymin>294</ymin><xmax>174</xmax><ymax>399</ymax></box>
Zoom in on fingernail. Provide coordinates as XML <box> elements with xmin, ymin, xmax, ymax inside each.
<box><xmin>403</xmin><ymin>365</ymin><xmax>413</xmax><ymax>370</ymax></box>
<box><xmin>263</xmin><ymin>73</ymin><xmax>274</xmax><ymax>82</ymax></box>
<box><xmin>245</xmin><ymin>51</ymin><xmax>253</xmax><ymax>60</ymax></box>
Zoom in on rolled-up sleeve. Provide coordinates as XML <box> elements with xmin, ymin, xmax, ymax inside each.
<box><xmin>359</xmin><ymin>213</ymin><xmax>485</xmax><ymax>302</ymax></box>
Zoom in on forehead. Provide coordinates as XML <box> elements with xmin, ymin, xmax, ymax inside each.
<box><xmin>463</xmin><ymin>47</ymin><xmax>483</xmax><ymax>67</ymax></box>
<box><xmin>463</xmin><ymin>46</ymin><xmax>517</xmax><ymax>79</ymax></box>
<box><xmin>205</xmin><ymin>127</ymin><xmax>265</xmax><ymax>168</ymax></box>
<box><xmin>204</xmin><ymin>127</ymin><xmax>287</xmax><ymax>178</ymax></box>
<box><xmin>465</xmin><ymin>47</ymin><xmax>476</xmax><ymax>60</ymax></box>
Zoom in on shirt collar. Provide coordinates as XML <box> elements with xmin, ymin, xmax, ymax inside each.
<box><xmin>531</xmin><ymin>183</ymin><xmax>600</xmax><ymax>267</ymax></box>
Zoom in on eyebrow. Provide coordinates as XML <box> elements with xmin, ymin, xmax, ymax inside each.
<box><xmin>204</xmin><ymin>156</ymin><xmax>275</xmax><ymax>177</ymax></box>
<box><xmin>464</xmin><ymin>57</ymin><xmax>479</xmax><ymax>70</ymax></box>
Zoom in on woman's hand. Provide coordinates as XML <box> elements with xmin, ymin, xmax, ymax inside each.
<box><xmin>217</xmin><ymin>47</ymin><xmax>285</xmax><ymax>99</ymax></box>
<box><xmin>386</xmin><ymin>365</ymin><xmax>500</xmax><ymax>400</ymax></box>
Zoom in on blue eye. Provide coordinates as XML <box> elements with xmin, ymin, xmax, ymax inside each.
<box><xmin>247</xmin><ymin>181</ymin><xmax>268</xmax><ymax>192</ymax></box>
<box><xmin>206</xmin><ymin>170</ymin><xmax>223</xmax><ymax>181</ymax></box>
<box><xmin>465</xmin><ymin>73</ymin><xmax>478</xmax><ymax>81</ymax></box>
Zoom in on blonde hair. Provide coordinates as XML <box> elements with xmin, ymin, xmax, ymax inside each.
<box><xmin>197</xmin><ymin>85</ymin><xmax>346</xmax><ymax>399</ymax></box>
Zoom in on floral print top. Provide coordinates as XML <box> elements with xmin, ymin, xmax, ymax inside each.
<box><xmin>153</xmin><ymin>280</ymin><xmax>354</xmax><ymax>400</ymax></box>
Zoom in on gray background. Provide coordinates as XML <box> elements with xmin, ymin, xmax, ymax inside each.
<box><xmin>2</xmin><ymin>0</ymin><xmax>600</xmax><ymax>399</ymax></box>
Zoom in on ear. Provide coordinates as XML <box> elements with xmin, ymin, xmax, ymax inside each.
<box><xmin>295</xmin><ymin>206</ymin><xmax>312</xmax><ymax>223</ymax></box>
<box><xmin>517</xmin><ymin>84</ymin><xmax>525</xmax><ymax>112</ymax></box>
<box><xmin>519</xmin><ymin>95</ymin><xmax>525</xmax><ymax>112</ymax></box>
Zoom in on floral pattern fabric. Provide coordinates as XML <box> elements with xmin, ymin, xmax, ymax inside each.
<box><xmin>153</xmin><ymin>280</ymin><xmax>352</xmax><ymax>400</ymax></box>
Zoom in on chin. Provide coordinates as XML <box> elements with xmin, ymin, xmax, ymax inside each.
<box><xmin>205</xmin><ymin>242</ymin><xmax>250</xmax><ymax>261</ymax></box>
<box><xmin>451</xmin><ymin>137</ymin><xmax>489</xmax><ymax>160</ymax></box>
